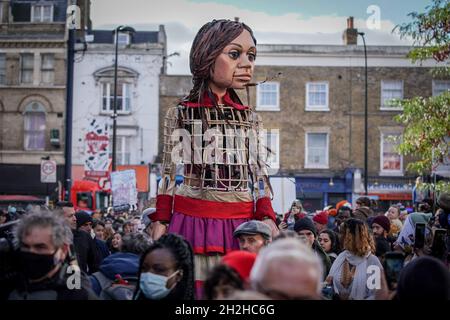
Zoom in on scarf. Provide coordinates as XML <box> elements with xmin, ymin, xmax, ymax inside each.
<box><xmin>328</xmin><ymin>250</ymin><xmax>372</xmax><ymax>300</ymax></box>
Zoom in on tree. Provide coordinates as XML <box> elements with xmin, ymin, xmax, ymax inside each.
<box><xmin>393</xmin><ymin>0</ymin><xmax>450</xmax><ymax>193</ymax></box>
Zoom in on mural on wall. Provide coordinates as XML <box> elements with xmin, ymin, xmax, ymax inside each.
<box><xmin>84</xmin><ymin>118</ymin><xmax>110</xmax><ymax>179</ymax></box>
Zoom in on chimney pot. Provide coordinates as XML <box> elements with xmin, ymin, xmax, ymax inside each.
<box><xmin>347</xmin><ymin>16</ymin><xmax>354</xmax><ymax>29</ymax></box>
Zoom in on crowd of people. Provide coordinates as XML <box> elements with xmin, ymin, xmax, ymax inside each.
<box><xmin>0</xmin><ymin>192</ymin><xmax>449</xmax><ymax>301</ymax></box>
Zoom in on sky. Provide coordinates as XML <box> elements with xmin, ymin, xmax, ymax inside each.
<box><xmin>91</xmin><ymin>0</ymin><xmax>430</xmax><ymax>74</ymax></box>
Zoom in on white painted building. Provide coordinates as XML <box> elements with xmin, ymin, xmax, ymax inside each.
<box><xmin>72</xmin><ymin>26</ymin><xmax>167</xmax><ymax>170</ymax></box>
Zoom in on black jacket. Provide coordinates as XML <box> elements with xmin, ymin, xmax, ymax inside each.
<box><xmin>73</xmin><ymin>229</ymin><xmax>101</xmax><ymax>274</ymax></box>
<box><xmin>9</xmin><ymin>264</ymin><xmax>98</xmax><ymax>300</ymax></box>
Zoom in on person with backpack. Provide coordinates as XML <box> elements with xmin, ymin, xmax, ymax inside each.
<box><xmin>90</xmin><ymin>233</ymin><xmax>152</xmax><ymax>300</ymax></box>
<box><xmin>133</xmin><ymin>233</ymin><xmax>195</xmax><ymax>300</ymax></box>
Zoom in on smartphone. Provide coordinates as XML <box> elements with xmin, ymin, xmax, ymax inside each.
<box><xmin>384</xmin><ymin>252</ymin><xmax>405</xmax><ymax>290</ymax></box>
<box><xmin>431</xmin><ymin>228</ymin><xmax>447</xmax><ymax>258</ymax></box>
<box><xmin>414</xmin><ymin>222</ymin><xmax>426</xmax><ymax>249</ymax></box>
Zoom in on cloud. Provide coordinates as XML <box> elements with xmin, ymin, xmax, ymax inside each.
<box><xmin>92</xmin><ymin>0</ymin><xmax>412</xmax><ymax>74</ymax></box>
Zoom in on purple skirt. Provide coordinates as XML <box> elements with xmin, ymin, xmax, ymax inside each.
<box><xmin>168</xmin><ymin>211</ymin><xmax>249</xmax><ymax>255</ymax></box>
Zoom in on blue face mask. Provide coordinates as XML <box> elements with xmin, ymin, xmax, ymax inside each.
<box><xmin>139</xmin><ymin>270</ymin><xmax>180</xmax><ymax>300</ymax></box>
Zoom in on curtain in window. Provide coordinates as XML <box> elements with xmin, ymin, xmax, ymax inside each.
<box><xmin>24</xmin><ymin>112</ymin><xmax>46</xmax><ymax>150</ymax></box>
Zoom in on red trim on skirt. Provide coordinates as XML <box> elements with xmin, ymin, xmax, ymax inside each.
<box><xmin>173</xmin><ymin>195</ymin><xmax>254</xmax><ymax>219</ymax></box>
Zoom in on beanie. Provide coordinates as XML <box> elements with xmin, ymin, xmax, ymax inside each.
<box><xmin>313</xmin><ymin>211</ymin><xmax>329</xmax><ymax>225</ymax></box>
<box><xmin>221</xmin><ymin>251</ymin><xmax>257</xmax><ymax>282</ymax></box>
<box><xmin>75</xmin><ymin>211</ymin><xmax>93</xmax><ymax>229</ymax></box>
<box><xmin>371</xmin><ymin>215</ymin><xmax>391</xmax><ymax>233</ymax></box>
<box><xmin>336</xmin><ymin>200</ymin><xmax>352</xmax><ymax>212</ymax></box>
<box><xmin>294</xmin><ymin>217</ymin><xmax>317</xmax><ymax>237</ymax></box>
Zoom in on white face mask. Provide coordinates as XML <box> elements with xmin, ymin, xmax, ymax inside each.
<box><xmin>139</xmin><ymin>270</ymin><xmax>180</xmax><ymax>300</ymax></box>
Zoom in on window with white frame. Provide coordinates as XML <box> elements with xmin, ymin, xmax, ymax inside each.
<box><xmin>305</xmin><ymin>132</ymin><xmax>329</xmax><ymax>168</ymax></box>
<box><xmin>109</xmin><ymin>136</ymin><xmax>131</xmax><ymax>165</ymax></box>
<box><xmin>306</xmin><ymin>82</ymin><xmax>329</xmax><ymax>111</ymax></box>
<box><xmin>20</xmin><ymin>53</ymin><xmax>34</xmax><ymax>84</ymax></box>
<box><xmin>0</xmin><ymin>54</ymin><xmax>5</xmax><ymax>84</ymax></box>
<box><xmin>256</xmin><ymin>82</ymin><xmax>279</xmax><ymax>111</ymax></box>
<box><xmin>263</xmin><ymin>129</ymin><xmax>279</xmax><ymax>169</ymax></box>
<box><xmin>380</xmin><ymin>133</ymin><xmax>403</xmax><ymax>175</ymax></box>
<box><xmin>24</xmin><ymin>102</ymin><xmax>46</xmax><ymax>150</ymax></box>
<box><xmin>41</xmin><ymin>53</ymin><xmax>54</xmax><ymax>84</ymax></box>
<box><xmin>432</xmin><ymin>80</ymin><xmax>450</xmax><ymax>96</ymax></box>
<box><xmin>102</xmin><ymin>82</ymin><xmax>131</xmax><ymax>113</ymax></box>
<box><xmin>381</xmin><ymin>80</ymin><xmax>403</xmax><ymax>110</ymax></box>
<box><xmin>31</xmin><ymin>4</ymin><xmax>53</xmax><ymax>22</ymax></box>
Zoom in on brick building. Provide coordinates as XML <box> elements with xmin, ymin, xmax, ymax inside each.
<box><xmin>159</xmin><ymin>17</ymin><xmax>448</xmax><ymax>212</ymax></box>
<box><xmin>0</xmin><ymin>0</ymin><xmax>90</xmax><ymax>196</ymax></box>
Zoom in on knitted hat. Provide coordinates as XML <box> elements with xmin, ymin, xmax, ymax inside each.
<box><xmin>294</xmin><ymin>217</ymin><xmax>317</xmax><ymax>237</ymax></box>
<box><xmin>336</xmin><ymin>200</ymin><xmax>352</xmax><ymax>212</ymax></box>
<box><xmin>75</xmin><ymin>210</ymin><xmax>93</xmax><ymax>229</ymax></box>
<box><xmin>371</xmin><ymin>215</ymin><xmax>391</xmax><ymax>233</ymax></box>
<box><xmin>221</xmin><ymin>251</ymin><xmax>257</xmax><ymax>282</ymax></box>
<box><xmin>313</xmin><ymin>211</ymin><xmax>328</xmax><ymax>225</ymax></box>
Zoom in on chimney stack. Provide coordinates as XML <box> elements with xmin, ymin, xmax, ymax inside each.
<box><xmin>343</xmin><ymin>16</ymin><xmax>358</xmax><ymax>45</ymax></box>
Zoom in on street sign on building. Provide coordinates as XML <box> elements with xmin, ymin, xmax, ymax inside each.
<box><xmin>41</xmin><ymin>160</ymin><xmax>57</xmax><ymax>183</ymax></box>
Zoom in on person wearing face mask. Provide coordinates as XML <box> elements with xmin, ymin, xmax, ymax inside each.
<box><xmin>133</xmin><ymin>233</ymin><xmax>195</xmax><ymax>300</ymax></box>
<box><xmin>9</xmin><ymin>210</ymin><xmax>97</xmax><ymax>300</ymax></box>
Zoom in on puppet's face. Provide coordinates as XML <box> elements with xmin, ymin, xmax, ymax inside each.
<box><xmin>210</xmin><ymin>29</ymin><xmax>256</xmax><ymax>93</ymax></box>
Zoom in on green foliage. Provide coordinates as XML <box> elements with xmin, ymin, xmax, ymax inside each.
<box><xmin>392</xmin><ymin>93</ymin><xmax>450</xmax><ymax>174</ymax></box>
<box><xmin>395</xmin><ymin>0</ymin><xmax>450</xmax><ymax>65</ymax></box>
<box><xmin>392</xmin><ymin>0</ymin><xmax>450</xmax><ymax>192</ymax></box>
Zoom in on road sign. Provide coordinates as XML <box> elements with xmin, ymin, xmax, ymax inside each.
<box><xmin>41</xmin><ymin>160</ymin><xmax>57</xmax><ymax>183</ymax></box>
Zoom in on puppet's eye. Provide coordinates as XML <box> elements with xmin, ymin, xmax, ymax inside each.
<box><xmin>228</xmin><ymin>51</ymin><xmax>240</xmax><ymax>60</ymax></box>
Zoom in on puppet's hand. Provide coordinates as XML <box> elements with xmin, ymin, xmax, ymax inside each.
<box><xmin>151</xmin><ymin>221</ymin><xmax>168</xmax><ymax>240</ymax></box>
<box><xmin>262</xmin><ymin>218</ymin><xmax>279</xmax><ymax>239</ymax></box>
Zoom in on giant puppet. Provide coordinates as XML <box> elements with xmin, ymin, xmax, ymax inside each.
<box><xmin>150</xmin><ymin>19</ymin><xmax>278</xmax><ymax>295</ymax></box>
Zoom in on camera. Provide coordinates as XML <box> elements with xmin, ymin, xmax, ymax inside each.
<box><xmin>0</xmin><ymin>220</ymin><xmax>20</xmax><ymax>300</ymax></box>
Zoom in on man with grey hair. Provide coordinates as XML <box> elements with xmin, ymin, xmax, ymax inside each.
<box><xmin>9</xmin><ymin>210</ymin><xmax>97</xmax><ymax>300</ymax></box>
<box><xmin>250</xmin><ymin>238</ymin><xmax>323</xmax><ymax>300</ymax></box>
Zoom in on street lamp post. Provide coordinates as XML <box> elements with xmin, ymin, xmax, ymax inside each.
<box><xmin>358</xmin><ymin>32</ymin><xmax>368</xmax><ymax>195</ymax></box>
<box><xmin>111</xmin><ymin>26</ymin><xmax>135</xmax><ymax>172</ymax></box>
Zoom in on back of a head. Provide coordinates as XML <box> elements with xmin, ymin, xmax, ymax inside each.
<box><xmin>250</xmin><ymin>238</ymin><xmax>323</xmax><ymax>298</ymax></box>
<box><xmin>341</xmin><ymin>218</ymin><xmax>375</xmax><ymax>256</ymax></box>
<box><xmin>357</xmin><ymin>196</ymin><xmax>371</xmax><ymax>208</ymax></box>
<box><xmin>397</xmin><ymin>256</ymin><xmax>450</xmax><ymax>300</ymax></box>
<box><xmin>121</xmin><ymin>233</ymin><xmax>152</xmax><ymax>255</ymax></box>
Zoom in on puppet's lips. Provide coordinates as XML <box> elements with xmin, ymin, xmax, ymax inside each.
<box><xmin>234</xmin><ymin>75</ymin><xmax>252</xmax><ymax>81</ymax></box>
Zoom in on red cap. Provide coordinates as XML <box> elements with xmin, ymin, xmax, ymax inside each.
<box><xmin>221</xmin><ymin>251</ymin><xmax>257</xmax><ymax>282</ymax></box>
<box><xmin>312</xmin><ymin>211</ymin><xmax>329</xmax><ymax>225</ymax></box>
